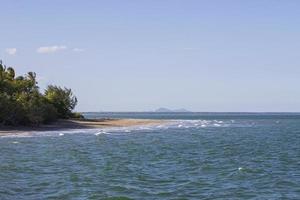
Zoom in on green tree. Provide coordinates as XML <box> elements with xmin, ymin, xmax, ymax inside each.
<box><xmin>0</xmin><ymin>93</ymin><xmax>25</xmax><ymax>125</ymax></box>
<box><xmin>0</xmin><ymin>60</ymin><xmax>80</xmax><ymax>126</ymax></box>
<box><xmin>45</xmin><ymin>85</ymin><xmax>78</xmax><ymax>118</ymax></box>
<box><xmin>6</xmin><ymin>67</ymin><xmax>15</xmax><ymax>80</ymax></box>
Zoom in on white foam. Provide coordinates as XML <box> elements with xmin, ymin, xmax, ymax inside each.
<box><xmin>0</xmin><ymin>119</ymin><xmax>246</xmax><ymax>138</ymax></box>
<box><xmin>139</xmin><ymin>127</ymin><xmax>151</xmax><ymax>130</ymax></box>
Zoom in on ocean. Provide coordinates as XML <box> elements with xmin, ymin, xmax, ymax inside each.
<box><xmin>1</xmin><ymin>113</ymin><xmax>300</xmax><ymax>199</ymax></box>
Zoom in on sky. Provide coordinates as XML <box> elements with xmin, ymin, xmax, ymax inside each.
<box><xmin>1</xmin><ymin>0</ymin><xmax>300</xmax><ymax>112</ymax></box>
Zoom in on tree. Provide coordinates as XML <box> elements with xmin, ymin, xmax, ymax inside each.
<box><xmin>6</xmin><ymin>67</ymin><xmax>15</xmax><ymax>80</ymax></box>
<box><xmin>45</xmin><ymin>85</ymin><xmax>78</xmax><ymax>118</ymax></box>
<box><xmin>19</xmin><ymin>92</ymin><xmax>57</xmax><ymax>125</ymax></box>
<box><xmin>0</xmin><ymin>60</ymin><xmax>80</xmax><ymax>126</ymax></box>
<box><xmin>0</xmin><ymin>93</ymin><xmax>25</xmax><ymax>125</ymax></box>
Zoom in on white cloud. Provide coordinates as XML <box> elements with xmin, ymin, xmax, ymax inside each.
<box><xmin>6</xmin><ymin>48</ymin><xmax>17</xmax><ymax>55</ymax></box>
<box><xmin>72</xmin><ymin>48</ymin><xmax>85</xmax><ymax>52</ymax></box>
<box><xmin>37</xmin><ymin>45</ymin><xmax>67</xmax><ymax>54</ymax></box>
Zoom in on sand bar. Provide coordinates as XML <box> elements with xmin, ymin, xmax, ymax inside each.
<box><xmin>0</xmin><ymin>118</ymin><xmax>166</xmax><ymax>136</ymax></box>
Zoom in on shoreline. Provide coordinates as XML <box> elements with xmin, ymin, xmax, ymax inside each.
<box><xmin>0</xmin><ymin>118</ymin><xmax>166</xmax><ymax>136</ymax></box>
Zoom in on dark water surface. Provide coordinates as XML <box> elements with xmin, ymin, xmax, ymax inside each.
<box><xmin>1</xmin><ymin>113</ymin><xmax>300</xmax><ymax>199</ymax></box>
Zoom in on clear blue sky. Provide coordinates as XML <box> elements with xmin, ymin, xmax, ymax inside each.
<box><xmin>1</xmin><ymin>0</ymin><xmax>300</xmax><ymax>112</ymax></box>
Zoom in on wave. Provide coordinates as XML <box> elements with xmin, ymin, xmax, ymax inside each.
<box><xmin>1</xmin><ymin>119</ymin><xmax>250</xmax><ymax>138</ymax></box>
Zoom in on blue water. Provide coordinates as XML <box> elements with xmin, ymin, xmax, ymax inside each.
<box><xmin>1</xmin><ymin>113</ymin><xmax>300</xmax><ymax>199</ymax></box>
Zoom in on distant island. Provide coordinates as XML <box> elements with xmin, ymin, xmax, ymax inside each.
<box><xmin>155</xmin><ymin>107</ymin><xmax>190</xmax><ymax>112</ymax></box>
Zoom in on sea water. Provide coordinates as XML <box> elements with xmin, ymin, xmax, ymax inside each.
<box><xmin>0</xmin><ymin>113</ymin><xmax>300</xmax><ymax>199</ymax></box>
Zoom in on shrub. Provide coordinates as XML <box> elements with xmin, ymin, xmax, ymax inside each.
<box><xmin>0</xmin><ymin>60</ymin><xmax>79</xmax><ymax>126</ymax></box>
<box><xmin>45</xmin><ymin>85</ymin><xmax>78</xmax><ymax>119</ymax></box>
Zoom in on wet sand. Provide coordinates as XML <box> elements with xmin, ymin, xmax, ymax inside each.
<box><xmin>0</xmin><ymin>118</ymin><xmax>165</xmax><ymax>136</ymax></box>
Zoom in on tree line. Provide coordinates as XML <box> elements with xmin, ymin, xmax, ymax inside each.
<box><xmin>0</xmin><ymin>60</ymin><xmax>82</xmax><ymax>126</ymax></box>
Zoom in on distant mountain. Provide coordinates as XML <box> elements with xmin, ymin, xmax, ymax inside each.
<box><xmin>155</xmin><ymin>107</ymin><xmax>190</xmax><ymax>112</ymax></box>
<box><xmin>173</xmin><ymin>108</ymin><xmax>190</xmax><ymax>112</ymax></box>
<box><xmin>155</xmin><ymin>107</ymin><xmax>172</xmax><ymax>112</ymax></box>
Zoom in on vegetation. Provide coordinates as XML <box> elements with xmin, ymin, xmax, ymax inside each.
<box><xmin>0</xmin><ymin>60</ymin><xmax>82</xmax><ymax>126</ymax></box>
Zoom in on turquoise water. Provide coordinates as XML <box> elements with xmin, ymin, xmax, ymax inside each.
<box><xmin>1</xmin><ymin>113</ymin><xmax>300</xmax><ymax>199</ymax></box>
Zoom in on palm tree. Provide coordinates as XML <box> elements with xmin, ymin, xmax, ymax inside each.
<box><xmin>27</xmin><ymin>72</ymin><xmax>36</xmax><ymax>83</ymax></box>
<box><xmin>6</xmin><ymin>67</ymin><xmax>15</xmax><ymax>80</ymax></box>
<box><xmin>0</xmin><ymin>62</ymin><xmax>4</xmax><ymax>80</ymax></box>
<box><xmin>0</xmin><ymin>60</ymin><xmax>3</xmax><ymax>71</ymax></box>
<box><xmin>26</xmin><ymin>71</ymin><xmax>39</xmax><ymax>92</ymax></box>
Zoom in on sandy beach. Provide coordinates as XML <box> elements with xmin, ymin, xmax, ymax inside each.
<box><xmin>0</xmin><ymin>118</ymin><xmax>165</xmax><ymax>136</ymax></box>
